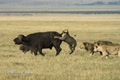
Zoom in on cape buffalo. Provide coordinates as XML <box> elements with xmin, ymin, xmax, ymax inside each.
<box><xmin>13</xmin><ymin>31</ymin><xmax>62</xmax><ymax>56</ymax></box>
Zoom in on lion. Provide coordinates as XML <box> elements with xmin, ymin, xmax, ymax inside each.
<box><xmin>54</xmin><ymin>29</ymin><xmax>77</xmax><ymax>54</ymax></box>
<box><xmin>94</xmin><ymin>40</ymin><xmax>113</xmax><ymax>45</ymax></box>
<box><xmin>80</xmin><ymin>42</ymin><xmax>95</xmax><ymax>56</ymax></box>
<box><xmin>94</xmin><ymin>42</ymin><xmax>120</xmax><ymax>59</ymax></box>
<box><xmin>19</xmin><ymin>45</ymin><xmax>34</xmax><ymax>54</ymax></box>
<box><xmin>80</xmin><ymin>42</ymin><xmax>103</xmax><ymax>56</ymax></box>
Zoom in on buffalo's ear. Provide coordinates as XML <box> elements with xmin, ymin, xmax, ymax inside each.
<box><xmin>18</xmin><ymin>34</ymin><xmax>29</xmax><ymax>43</ymax></box>
<box><xmin>18</xmin><ymin>34</ymin><xmax>25</xmax><ymax>41</ymax></box>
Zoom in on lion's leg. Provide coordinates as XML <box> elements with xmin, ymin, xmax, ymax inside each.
<box><xmin>101</xmin><ymin>55</ymin><xmax>106</xmax><ymax>59</ymax></box>
<box><xmin>106</xmin><ymin>55</ymin><xmax>109</xmax><ymax>59</ymax></box>
<box><xmin>54</xmin><ymin>36</ymin><xmax>65</xmax><ymax>40</ymax></box>
<box><xmin>88</xmin><ymin>48</ymin><xmax>94</xmax><ymax>56</ymax></box>
<box><xmin>70</xmin><ymin>44</ymin><xmax>76</xmax><ymax>54</ymax></box>
<box><xmin>90</xmin><ymin>52</ymin><xmax>94</xmax><ymax>56</ymax></box>
<box><xmin>101</xmin><ymin>51</ymin><xmax>108</xmax><ymax>59</ymax></box>
<box><xmin>69</xmin><ymin>45</ymin><xmax>73</xmax><ymax>54</ymax></box>
<box><xmin>89</xmin><ymin>53</ymin><xmax>92</xmax><ymax>56</ymax></box>
<box><xmin>100</xmin><ymin>51</ymin><xmax>103</xmax><ymax>55</ymax></box>
<box><xmin>54</xmin><ymin>33</ymin><xmax>66</xmax><ymax>40</ymax></box>
<box><xmin>118</xmin><ymin>50</ymin><xmax>120</xmax><ymax>57</ymax></box>
<box><xmin>89</xmin><ymin>51</ymin><xmax>93</xmax><ymax>56</ymax></box>
<box><xmin>69</xmin><ymin>45</ymin><xmax>75</xmax><ymax>54</ymax></box>
<box><xmin>54</xmin><ymin>36</ymin><xmax>60</xmax><ymax>39</ymax></box>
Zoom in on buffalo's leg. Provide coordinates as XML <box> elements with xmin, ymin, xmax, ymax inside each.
<box><xmin>34</xmin><ymin>51</ymin><xmax>37</xmax><ymax>56</ymax></box>
<box><xmin>38</xmin><ymin>46</ymin><xmax>45</xmax><ymax>56</ymax></box>
<box><xmin>53</xmin><ymin>40</ymin><xmax>62</xmax><ymax>56</ymax></box>
<box><xmin>39</xmin><ymin>49</ymin><xmax>45</xmax><ymax>56</ymax></box>
<box><xmin>55</xmin><ymin>47</ymin><xmax>62</xmax><ymax>56</ymax></box>
<box><xmin>54</xmin><ymin>45</ymin><xmax>62</xmax><ymax>56</ymax></box>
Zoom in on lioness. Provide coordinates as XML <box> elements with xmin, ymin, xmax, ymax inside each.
<box><xmin>54</xmin><ymin>29</ymin><xmax>77</xmax><ymax>54</ymax></box>
<box><xmin>19</xmin><ymin>45</ymin><xmax>34</xmax><ymax>54</ymax></box>
<box><xmin>94</xmin><ymin>40</ymin><xmax>113</xmax><ymax>45</ymax></box>
<box><xmin>94</xmin><ymin>43</ymin><xmax>120</xmax><ymax>59</ymax></box>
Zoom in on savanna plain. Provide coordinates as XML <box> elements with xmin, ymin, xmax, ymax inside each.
<box><xmin>0</xmin><ymin>13</ymin><xmax>120</xmax><ymax>80</ymax></box>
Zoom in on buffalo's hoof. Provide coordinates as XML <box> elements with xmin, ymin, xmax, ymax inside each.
<box><xmin>55</xmin><ymin>54</ymin><xmax>59</xmax><ymax>56</ymax></box>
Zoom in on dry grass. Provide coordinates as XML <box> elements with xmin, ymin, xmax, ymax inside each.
<box><xmin>0</xmin><ymin>13</ymin><xmax>120</xmax><ymax>80</ymax></box>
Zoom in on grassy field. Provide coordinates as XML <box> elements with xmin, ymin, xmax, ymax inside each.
<box><xmin>0</xmin><ymin>13</ymin><xmax>120</xmax><ymax>80</ymax></box>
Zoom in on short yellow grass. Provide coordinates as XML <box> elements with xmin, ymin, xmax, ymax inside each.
<box><xmin>0</xmin><ymin>13</ymin><xmax>120</xmax><ymax>80</ymax></box>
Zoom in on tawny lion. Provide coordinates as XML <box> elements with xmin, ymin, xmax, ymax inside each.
<box><xmin>94</xmin><ymin>42</ymin><xmax>120</xmax><ymax>59</ymax></box>
<box><xmin>54</xmin><ymin>29</ymin><xmax>77</xmax><ymax>54</ymax></box>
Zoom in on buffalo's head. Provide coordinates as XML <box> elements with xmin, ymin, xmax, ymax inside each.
<box><xmin>13</xmin><ymin>34</ymin><xmax>26</xmax><ymax>45</ymax></box>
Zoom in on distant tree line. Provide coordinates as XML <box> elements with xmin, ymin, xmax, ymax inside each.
<box><xmin>74</xmin><ymin>1</ymin><xmax>120</xmax><ymax>5</ymax></box>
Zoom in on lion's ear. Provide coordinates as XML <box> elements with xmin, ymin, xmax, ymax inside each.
<box><xmin>62</xmin><ymin>29</ymin><xmax>68</xmax><ymax>33</ymax></box>
<box><xmin>83</xmin><ymin>42</ymin><xmax>88</xmax><ymax>46</ymax></box>
<box><xmin>66</xmin><ymin>29</ymin><xmax>68</xmax><ymax>32</ymax></box>
<box><xmin>97</xmin><ymin>43</ymin><xmax>100</xmax><ymax>46</ymax></box>
<box><xmin>83</xmin><ymin>42</ymin><xmax>85</xmax><ymax>45</ymax></box>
